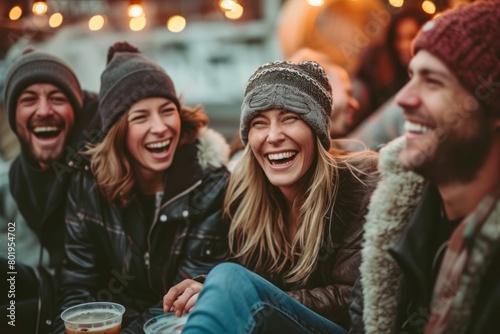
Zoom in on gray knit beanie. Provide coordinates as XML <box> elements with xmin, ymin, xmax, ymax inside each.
<box><xmin>3</xmin><ymin>47</ymin><xmax>83</xmax><ymax>134</ymax></box>
<box><xmin>99</xmin><ymin>41</ymin><xmax>180</xmax><ymax>136</ymax></box>
<box><xmin>240</xmin><ymin>60</ymin><xmax>332</xmax><ymax>150</ymax></box>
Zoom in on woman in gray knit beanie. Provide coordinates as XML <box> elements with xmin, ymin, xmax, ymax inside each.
<box><xmin>163</xmin><ymin>60</ymin><xmax>380</xmax><ymax>334</ymax></box>
<box><xmin>54</xmin><ymin>41</ymin><xmax>231</xmax><ymax>332</ymax></box>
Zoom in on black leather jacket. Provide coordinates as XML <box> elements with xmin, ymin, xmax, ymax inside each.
<box><xmin>53</xmin><ymin>130</ymin><xmax>230</xmax><ymax>333</ymax></box>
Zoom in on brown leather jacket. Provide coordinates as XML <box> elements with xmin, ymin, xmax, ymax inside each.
<box><xmin>253</xmin><ymin>155</ymin><xmax>379</xmax><ymax>330</ymax></box>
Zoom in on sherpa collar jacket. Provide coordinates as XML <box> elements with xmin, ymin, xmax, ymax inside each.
<box><xmin>53</xmin><ymin>128</ymin><xmax>230</xmax><ymax>333</ymax></box>
<box><xmin>349</xmin><ymin>136</ymin><xmax>500</xmax><ymax>334</ymax></box>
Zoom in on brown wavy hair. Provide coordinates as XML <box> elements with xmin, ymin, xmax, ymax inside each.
<box><xmin>86</xmin><ymin>102</ymin><xmax>208</xmax><ymax>205</ymax></box>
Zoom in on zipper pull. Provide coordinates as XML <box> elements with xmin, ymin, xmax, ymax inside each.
<box><xmin>144</xmin><ymin>252</ymin><xmax>150</xmax><ymax>269</ymax></box>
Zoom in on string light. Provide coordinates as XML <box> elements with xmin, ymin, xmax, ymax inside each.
<box><xmin>388</xmin><ymin>0</ymin><xmax>404</xmax><ymax>8</ymax></box>
<box><xmin>307</xmin><ymin>0</ymin><xmax>324</xmax><ymax>6</ymax></box>
<box><xmin>128</xmin><ymin>0</ymin><xmax>144</xmax><ymax>18</ymax></box>
<box><xmin>167</xmin><ymin>15</ymin><xmax>186</xmax><ymax>33</ymax></box>
<box><xmin>89</xmin><ymin>15</ymin><xmax>105</xmax><ymax>31</ymax></box>
<box><xmin>225</xmin><ymin>4</ymin><xmax>244</xmax><ymax>20</ymax></box>
<box><xmin>219</xmin><ymin>0</ymin><xmax>238</xmax><ymax>11</ymax></box>
<box><xmin>422</xmin><ymin>1</ymin><xmax>436</xmax><ymax>14</ymax></box>
<box><xmin>9</xmin><ymin>5</ymin><xmax>23</xmax><ymax>20</ymax></box>
<box><xmin>32</xmin><ymin>1</ymin><xmax>48</xmax><ymax>16</ymax></box>
<box><xmin>130</xmin><ymin>14</ymin><xmax>146</xmax><ymax>31</ymax></box>
<box><xmin>49</xmin><ymin>13</ymin><xmax>63</xmax><ymax>28</ymax></box>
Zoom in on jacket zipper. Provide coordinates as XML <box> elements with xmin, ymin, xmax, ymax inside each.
<box><xmin>143</xmin><ymin>180</ymin><xmax>202</xmax><ymax>289</ymax></box>
<box><xmin>144</xmin><ymin>191</ymin><xmax>164</xmax><ymax>289</ymax></box>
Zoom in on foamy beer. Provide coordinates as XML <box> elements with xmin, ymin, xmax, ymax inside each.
<box><xmin>61</xmin><ymin>302</ymin><xmax>125</xmax><ymax>334</ymax></box>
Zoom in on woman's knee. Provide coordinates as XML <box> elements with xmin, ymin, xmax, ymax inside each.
<box><xmin>207</xmin><ymin>262</ymin><xmax>248</xmax><ymax>278</ymax></box>
<box><xmin>204</xmin><ymin>263</ymin><xmax>254</xmax><ymax>291</ymax></box>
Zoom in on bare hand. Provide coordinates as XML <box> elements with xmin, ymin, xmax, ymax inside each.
<box><xmin>163</xmin><ymin>279</ymin><xmax>204</xmax><ymax>317</ymax></box>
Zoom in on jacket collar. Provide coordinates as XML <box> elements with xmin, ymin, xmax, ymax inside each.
<box><xmin>389</xmin><ymin>183</ymin><xmax>441</xmax><ymax>306</ymax></box>
<box><xmin>163</xmin><ymin>127</ymin><xmax>229</xmax><ymax>203</ymax></box>
<box><xmin>360</xmin><ymin>136</ymin><xmax>500</xmax><ymax>334</ymax></box>
<box><xmin>359</xmin><ymin>136</ymin><xmax>426</xmax><ymax>334</ymax></box>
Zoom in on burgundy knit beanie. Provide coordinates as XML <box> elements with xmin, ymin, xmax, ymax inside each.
<box><xmin>413</xmin><ymin>0</ymin><xmax>500</xmax><ymax>112</ymax></box>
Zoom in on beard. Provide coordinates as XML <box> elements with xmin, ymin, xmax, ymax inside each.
<box><xmin>18</xmin><ymin>114</ymin><xmax>69</xmax><ymax>167</ymax></box>
<box><xmin>403</xmin><ymin>112</ymin><xmax>493</xmax><ymax>185</ymax></box>
<box><xmin>28</xmin><ymin>141</ymin><xmax>66</xmax><ymax>165</ymax></box>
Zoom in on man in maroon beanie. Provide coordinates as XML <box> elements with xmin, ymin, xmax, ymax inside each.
<box><xmin>350</xmin><ymin>1</ymin><xmax>500</xmax><ymax>334</ymax></box>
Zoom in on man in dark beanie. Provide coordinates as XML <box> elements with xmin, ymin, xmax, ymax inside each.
<box><xmin>350</xmin><ymin>1</ymin><xmax>500</xmax><ymax>334</ymax></box>
<box><xmin>1</xmin><ymin>47</ymin><xmax>100</xmax><ymax>333</ymax></box>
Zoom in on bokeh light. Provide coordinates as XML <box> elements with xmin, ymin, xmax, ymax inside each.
<box><xmin>49</xmin><ymin>13</ymin><xmax>63</xmax><ymax>28</ymax></box>
<box><xmin>89</xmin><ymin>15</ymin><xmax>105</xmax><ymax>31</ymax></box>
<box><xmin>9</xmin><ymin>6</ymin><xmax>23</xmax><ymax>20</ymax></box>
<box><xmin>130</xmin><ymin>15</ymin><xmax>147</xmax><ymax>31</ymax></box>
<box><xmin>167</xmin><ymin>15</ymin><xmax>186</xmax><ymax>33</ymax></box>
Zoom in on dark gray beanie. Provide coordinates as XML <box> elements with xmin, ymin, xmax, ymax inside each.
<box><xmin>99</xmin><ymin>41</ymin><xmax>180</xmax><ymax>136</ymax></box>
<box><xmin>3</xmin><ymin>47</ymin><xmax>83</xmax><ymax>134</ymax></box>
<box><xmin>240</xmin><ymin>60</ymin><xmax>332</xmax><ymax>150</ymax></box>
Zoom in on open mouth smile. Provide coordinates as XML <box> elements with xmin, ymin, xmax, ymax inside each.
<box><xmin>266</xmin><ymin>151</ymin><xmax>297</xmax><ymax>167</ymax></box>
<box><xmin>32</xmin><ymin>126</ymin><xmax>63</xmax><ymax>139</ymax></box>
<box><xmin>145</xmin><ymin>139</ymin><xmax>172</xmax><ymax>154</ymax></box>
<box><xmin>404</xmin><ymin>121</ymin><xmax>431</xmax><ymax>134</ymax></box>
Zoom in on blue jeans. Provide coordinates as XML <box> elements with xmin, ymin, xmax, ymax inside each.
<box><xmin>182</xmin><ymin>263</ymin><xmax>347</xmax><ymax>334</ymax></box>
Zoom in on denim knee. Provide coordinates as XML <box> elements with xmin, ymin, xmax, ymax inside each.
<box><xmin>206</xmin><ymin>262</ymin><xmax>249</xmax><ymax>280</ymax></box>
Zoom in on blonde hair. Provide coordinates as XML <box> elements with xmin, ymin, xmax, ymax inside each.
<box><xmin>225</xmin><ymin>137</ymin><xmax>376</xmax><ymax>286</ymax></box>
<box><xmin>86</xmin><ymin>102</ymin><xmax>209</xmax><ymax>204</ymax></box>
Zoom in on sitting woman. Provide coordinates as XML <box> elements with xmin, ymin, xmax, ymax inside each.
<box><xmin>163</xmin><ymin>60</ymin><xmax>379</xmax><ymax>333</ymax></box>
<box><xmin>53</xmin><ymin>42</ymin><xmax>230</xmax><ymax>332</ymax></box>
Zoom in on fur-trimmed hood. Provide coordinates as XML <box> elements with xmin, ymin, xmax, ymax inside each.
<box><xmin>196</xmin><ymin>127</ymin><xmax>230</xmax><ymax>170</ymax></box>
<box><xmin>358</xmin><ymin>136</ymin><xmax>500</xmax><ymax>333</ymax></box>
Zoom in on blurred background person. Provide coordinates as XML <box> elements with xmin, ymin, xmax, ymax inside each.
<box><xmin>288</xmin><ymin>47</ymin><xmax>360</xmax><ymax>140</ymax></box>
<box><xmin>353</xmin><ymin>3</ymin><xmax>431</xmax><ymax>124</ymax></box>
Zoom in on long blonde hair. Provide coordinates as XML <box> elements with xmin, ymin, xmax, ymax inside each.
<box><xmin>86</xmin><ymin>102</ymin><xmax>208</xmax><ymax>204</ymax></box>
<box><xmin>225</xmin><ymin>137</ymin><xmax>376</xmax><ymax>286</ymax></box>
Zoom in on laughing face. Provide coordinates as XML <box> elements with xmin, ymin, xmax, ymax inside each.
<box><xmin>248</xmin><ymin>109</ymin><xmax>316</xmax><ymax>199</ymax></box>
<box><xmin>126</xmin><ymin>97</ymin><xmax>181</xmax><ymax>182</ymax></box>
<box><xmin>397</xmin><ymin>50</ymin><xmax>493</xmax><ymax>184</ymax></box>
<box><xmin>15</xmin><ymin>83</ymin><xmax>75</xmax><ymax>169</ymax></box>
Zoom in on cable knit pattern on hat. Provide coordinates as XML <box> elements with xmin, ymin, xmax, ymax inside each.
<box><xmin>3</xmin><ymin>47</ymin><xmax>83</xmax><ymax>134</ymax></box>
<box><xmin>240</xmin><ymin>60</ymin><xmax>333</xmax><ymax>150</ymax></box>
<box><xmin>98</xmin><ymin>41</ymin><xmax>180</xmax><ymax>136</ymax></box>
<box><xmin>413</xmin><ymin>0</ymin><xmax>500</xmax><ymax>112</ymax></box>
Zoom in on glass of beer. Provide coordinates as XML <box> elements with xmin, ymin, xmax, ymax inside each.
<box><xmin>143</xmin><ymin>313</ymin><xmax>189</xmax><ymax>334</ymax></box>
<box><xmin>61</xmin><ymin>302</ymin><xmax>125</xmax><ymax>334</ymax></box>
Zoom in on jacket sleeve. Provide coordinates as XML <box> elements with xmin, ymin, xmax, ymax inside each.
<box><xmin>52</xmin><ymin>173</ymin><xmax>104</xmax><ymax>334</ymax></box>
<box><xmin>286</xmin><ymin>160</ymin><xmax>379</xmax><ymax>330</ymax></box>
<box><xmin>286</xmin><ymin>218</ymin><xmax>363</xmax><ymax>330</ymax></box>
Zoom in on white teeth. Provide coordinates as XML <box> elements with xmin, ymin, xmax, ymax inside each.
<box><xmin>404</xmin><ymin>121</ymin><xmax>430</xmax><ymax>134</ymax></box>
<box><xmin>268</xmin><ymin>152</ymin><xmax>296</xmax><ymax>161</ymax></box>
<box><xmin>33</xmin><ymin>126</ymin><xmax>59</xmax><ymax>133</ymax></box>
<box><xmin>146</xmin><ymin>139</ymin><xmax>171</xmax><ymax>149</ymax></box>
